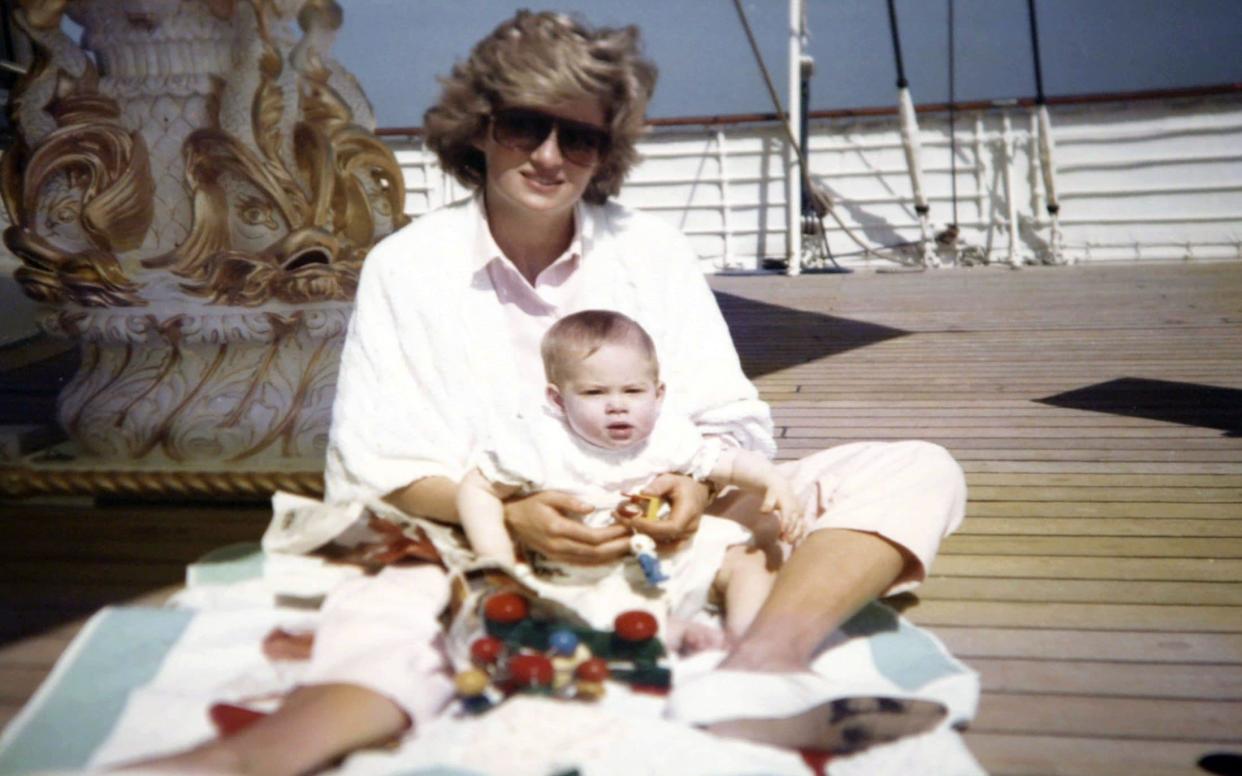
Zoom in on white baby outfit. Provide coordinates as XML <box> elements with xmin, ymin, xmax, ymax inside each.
<box><xmin>466</xmin><ymin>406</ymin><xmax>751</xmax><ymax>632</ymax></box>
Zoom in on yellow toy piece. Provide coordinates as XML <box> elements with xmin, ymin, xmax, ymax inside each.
<box><xmin>454</xmin><ymin>668</ymin><xmax>490</xmax><ymax>697</ymax></box>
<box><xmin>622</xmin><ymin>493</ymin><xmax>665</xmax><ymax>521</ymax></box>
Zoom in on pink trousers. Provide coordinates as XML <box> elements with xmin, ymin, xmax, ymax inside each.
<box><xmin>305</xmin><ymin>440</ymin><xmax>967</xmax><ymax>724</ymax></box>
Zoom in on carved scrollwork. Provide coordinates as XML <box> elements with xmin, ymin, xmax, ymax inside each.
<box><xmin>1</xmin><ymin>8</ymin><xmax>152</xmax><ymax>307</ymax></box>
<box><xmin>142</xmin><ymin>0</ymin><xmax>407</xmax><ymax>307</ymax></box>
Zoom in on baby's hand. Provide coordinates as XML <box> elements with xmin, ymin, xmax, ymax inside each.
<box><xmin>760</xmin><ymin>480</ymin><xmax>805</xmax><ymax>544</ymax></box>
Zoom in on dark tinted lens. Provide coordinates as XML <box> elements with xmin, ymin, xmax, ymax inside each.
<box><xmin>490</xmin><ymin>108</ymin><xmax>609</xmax><ymax>165</ymax></box>
<box><xmin>557</xmin><ymin>123</ymin><xmax>609</xmax><ymax>165</ymax></box>
<box><xmin>492</xmin><ymin>110</ymin><xmax>553</xmax><ymax>152</ymax></box>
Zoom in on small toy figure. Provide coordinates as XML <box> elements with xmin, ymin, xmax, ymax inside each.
<box><xmin>548</xmin><ymin>628</ymin><xmax>592</xmax><ymax>689</ymax></box>
<box><xmin>629</xmin><ymin>533</ymin><xmax>668</xmax><ymax>586</ymax></box>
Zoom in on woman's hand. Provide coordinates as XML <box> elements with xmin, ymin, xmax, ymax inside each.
<box><xmin>623</xmin><ymin>473</ymin><xmax>711</xmax><ymax>545</ymax></box>
<box><xmin>504</xmin><ymin>491</ymin><xmax>631</xmax><ymax>564</ymax></box>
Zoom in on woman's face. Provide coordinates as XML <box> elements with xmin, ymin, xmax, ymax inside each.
<box><xmin>476</xmin><ymin>98</ymin><xmax>607</xmax><ymax>223</ymax></box>
<box><xmin>548</xmin><ymin>341</ymin><xmax>664</xmax><ymax>452</ymax></box>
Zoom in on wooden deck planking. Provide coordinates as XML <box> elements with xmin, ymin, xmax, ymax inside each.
<box><xmin>715</xmin><ymin>262</ymin><xmax>1242</xmax><ymax>775</ymax></box>
<box><xmin>933</xmin><ymin>556</ymin><xmax>1242</xmax><ymax>582</ymax></box>
<box><xmin>957</xmin><ymin>519</ymin><xmax>1242</xmax><ymax>537</ymax></box>
<box><xmin>934</xmin><ymin>626</ymin><xmax>1242</xmax><ymax>664</ymax></box>
<box><xmin>0</xmin><ymin>261</ymin><xmax>1239</xmax><ymax>774</ymax></box>
<box><xmin>966</xmin><ymin>658</ymin><xmax>1242</xmax><ymax>699</ymax></box>
<box><xmin>962</xmin><ymin>734</ymin><xmax>1241</xmax><ymax>776</ymax></box>
<box><xmin>917</xmin><ymin>577</ymin><xmax>1242</xmax><ymax>605</ymax></box>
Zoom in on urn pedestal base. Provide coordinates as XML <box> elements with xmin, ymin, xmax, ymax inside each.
<box><xmin>0</xmin><ymin>457</ymin><xmax>324</xmax><ymax>500</ymax></box>
<box><xmin>0</xmin><ymin>302</ymin><xmax>348</xmax><ymax>499</ymax></box>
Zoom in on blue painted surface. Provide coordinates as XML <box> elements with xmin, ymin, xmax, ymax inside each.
<box><xmin>842</xmin><ymin>602</ymin><xmax>965</xmax><ymax>691</ymax></box>
<box><xmin>186</xmin><ymin>542</ymin><xmax>265</xmax><ymax>586</ymax></box>
<box><xmin>0</xmin><ymin>607</ymin><xmax>194</xmax><ymax>774</ymax></box>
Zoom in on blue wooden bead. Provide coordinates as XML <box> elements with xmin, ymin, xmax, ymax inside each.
<box><xmin>548</xmin><ymin>628</ymin><xmax>580</xmax><ymax>656</ymax></box>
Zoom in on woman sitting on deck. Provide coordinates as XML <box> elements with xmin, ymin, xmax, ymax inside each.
<box><xmin>145</xmin><ymin>10</ymin><xmax>967</xmax><ymax>774</ymax></box>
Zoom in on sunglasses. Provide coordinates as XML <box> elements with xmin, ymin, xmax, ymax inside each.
<box><xmin>490</xmin><ymin>107</ymin><xmax>610</xmax><ymax>166</ymax></box>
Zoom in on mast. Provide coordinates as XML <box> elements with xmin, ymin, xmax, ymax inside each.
<box><xmin>886</xmin><ymin>0</ymin><xmax>940</xmax><ymax>267</ymax></box>
<box><xmin>731</xmin><ymin>0</ymin><xmax>844</xmax><ymax>273</ymax></box>
<box><xmin>786</xmin><ymin>0</ymin><xmax>803</xmax><ymax>274</ymax></box>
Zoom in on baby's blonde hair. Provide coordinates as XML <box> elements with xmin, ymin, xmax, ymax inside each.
<box><xmin>541</xmin><ymin>310</ymin><xmax>659</xmax><ymax>386</ymax></box>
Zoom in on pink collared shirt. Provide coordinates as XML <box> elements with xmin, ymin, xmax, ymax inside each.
<box><xmin>472</xmin><ymin>202</ymin><xmax>585</xmax><ymax>401</ymax></box>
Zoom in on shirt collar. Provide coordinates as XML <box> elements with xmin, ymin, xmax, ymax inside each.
<box><xmin>469</xmin><ymin>193</ymin><xmax>589</xmax><ymax>277</ymax></box>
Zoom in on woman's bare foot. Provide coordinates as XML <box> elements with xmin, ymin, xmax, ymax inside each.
<box><xmin>707</xmin><ymin>695</ymin><xmax>947</xmax><ymax>753</ymax></box>
<box><xmin>668</xmin><ymin>668</ymin><xmax>948</xmax><ymax>754</ymax></box>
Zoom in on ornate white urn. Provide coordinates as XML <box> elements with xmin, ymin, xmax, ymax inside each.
<box><xmin>2</xmin><ymin>0</ymin><xmax>406</xmax><ymax>492</ymax></box>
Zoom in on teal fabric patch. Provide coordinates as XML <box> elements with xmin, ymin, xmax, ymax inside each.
<box><xmin>0</xmin><ymin>606</ymin><xmax>194</xmax><ymax>774</ymax></box>
<box><xmin>186</xmin><ymin>541</ymin><xmax>265</xmax><ymax>586</ymax></box>
<box><xmin>842</xmin><ymin>602</ymin><xmax>963</xmax><ymax>691</ymax></box>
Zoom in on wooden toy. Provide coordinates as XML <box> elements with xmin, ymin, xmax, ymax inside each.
<box><xmin>454</xmin><ymin>594</ymin><xmax>672</xmax><ymax>712</ymax></box>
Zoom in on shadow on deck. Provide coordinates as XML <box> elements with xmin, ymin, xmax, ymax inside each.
<box><xmin>1040</xmin><ymin>377</ymin><xmax>1242</xmax><ymax>436</ymax></box>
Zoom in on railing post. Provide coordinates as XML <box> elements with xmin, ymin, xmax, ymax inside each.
<box><xmin>715</xmin><ymin>128</ymin><xmax>736</xmax><ymax>270</ymax></box>
<box><xmin>1001</xmin><ymin>110</ymin><xmax>1022</xmax><ymax>268</ymax></box>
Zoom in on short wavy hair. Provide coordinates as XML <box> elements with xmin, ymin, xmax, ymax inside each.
<box><xmin>423</xmin><ymin>10</ymin><xmax>658</xmax><ymax>205</ymax></box>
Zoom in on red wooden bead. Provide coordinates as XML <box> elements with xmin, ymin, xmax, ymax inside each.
<box><xmin>575</xmin><ymin>657</ymin><xmax>610</xmax><ymax>682</ymax></box>
<box><xmin>614</xmin><ymin>610</ymin><xmax>658</xmax><ymax>642</ymax></box>
<box><xmin>470</xmin><ymin>636</ymin><xmax>504</xmax><ymax>666</ymax></box>
<box><xmin>508</xmin><ymin>653</ymin><xmax>554</xmax><ymax>687</ymax></box>
<box><xmin>483</xmin><ymin>592</ymin><xmax>529</xmax><ymax>624</ymax></box>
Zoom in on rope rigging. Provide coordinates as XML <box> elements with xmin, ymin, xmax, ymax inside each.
<box><xmin>729</xmin><ymin>0</ymin><xmax>909</xmax><ymax>268</ymax></box>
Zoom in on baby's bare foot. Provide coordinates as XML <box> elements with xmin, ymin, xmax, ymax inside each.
<box><xmin>670</xmin><ymin>619</ymin><xmax>728</xmax><ymax>656</ymax></box>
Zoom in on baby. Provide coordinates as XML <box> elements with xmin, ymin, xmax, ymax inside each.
<box><xmin>456</xmin><ymin>309</ymin><xmax>804</xmax><ymax>646</ymax></box>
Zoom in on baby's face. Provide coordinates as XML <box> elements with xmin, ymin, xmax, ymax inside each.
<box><xmin>549</xmin><ymin>342</ymin><xmax>664</xmax><ymax>451</ymax></box>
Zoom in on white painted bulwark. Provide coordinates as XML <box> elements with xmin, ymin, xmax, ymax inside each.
<box><xmin>382</xmin><ymin>91</ymin><xmax>1242</xmax><ymax>271</ymax></box>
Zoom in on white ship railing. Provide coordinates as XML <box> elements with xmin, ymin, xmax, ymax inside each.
<box><xmin>380</xmin><ymin>85</ymin><xmax>1242</xmax><ymax>273</ymax></box>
